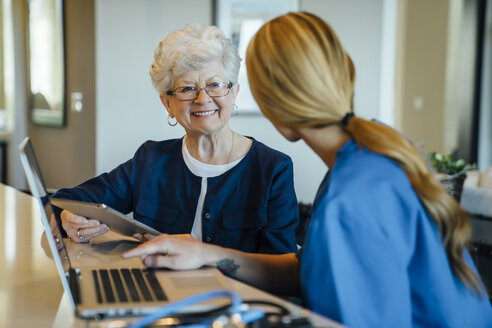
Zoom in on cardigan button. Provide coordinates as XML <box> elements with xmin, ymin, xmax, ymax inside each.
<box><xmin>204</xmin><ymin>212</ymin><xmax>211</xmax><ymax>219</ymax></box>
<box><xmin>205</xmin><ymin>236</ymin><xmax>212</xmax><ymax>242</ymax></box>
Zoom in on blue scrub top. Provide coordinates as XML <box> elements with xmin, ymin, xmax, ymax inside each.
<box><xmin>300</xmin><ymin>140</ymin><xmax>492</xmax><ymax>327</ymax></box>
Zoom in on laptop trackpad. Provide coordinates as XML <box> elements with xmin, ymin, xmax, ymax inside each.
<box><xmin>169</xmin><ymin>276</ymin><xmax>224</xmax><ymax>289</ymax></box>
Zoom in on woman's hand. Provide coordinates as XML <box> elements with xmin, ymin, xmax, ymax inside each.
<box><xmin>132</xmin><ymin>233</ymin><xmax>157</xmax><ymax>242</ymax></box>
<box><xmin>123</xmin><ymin>233</ymin><xmax>299</xmax><ymax>295</ymax></box>
<box><xmin>60</xmin><ymin>209</ymin><xmax>109</xmax><ymax>243</ymax></box>
<box><xmin>123</xmin><ymin>233</ymin><xmax>212</xmax><ymax>270</ymax></box>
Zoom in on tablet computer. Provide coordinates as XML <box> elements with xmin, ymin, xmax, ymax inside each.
<box><xmin>51</xmin><ymin>198</ymin><xmax>160</xmax><ymax>237</ymax></box>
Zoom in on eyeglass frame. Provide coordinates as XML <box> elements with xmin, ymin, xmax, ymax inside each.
<box><xmin>166</xmin><ymin>82</ymin><xmax>233</xmax><ymax>101</ymax></box>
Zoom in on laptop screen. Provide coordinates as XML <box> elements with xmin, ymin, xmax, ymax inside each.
<box><xmin>18</xmin><ymin>138</ymin><xmax>73</xmax><ymax>280</ymax></box>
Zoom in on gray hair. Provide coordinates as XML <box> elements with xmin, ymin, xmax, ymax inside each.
<box><xmin>150</xmin><ymin>23</ymin><xmax>242</xmax><ymax>94</ymax></box>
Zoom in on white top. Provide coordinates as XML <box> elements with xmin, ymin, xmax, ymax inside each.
<box><xmin>182</xmin><ymin>136</ymin><xmax>244</xmax><ymax>241</ymax></box>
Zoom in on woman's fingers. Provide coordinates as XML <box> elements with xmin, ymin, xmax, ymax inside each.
<box><xmin>61</xmin><ymin>210</ymin><xmax>87</xmax><ymax>224</ymax></box>
<box><xmin>76</xmin><ymin>224</ymin><xmax>109</xmax><ymax>241</ymax></box>
<box><xmin>123</xmin><ymin>234</ymin><xmax>209</xmax><ymax>271</ymax></box>
<box><xmin>60</xmin><ymin>209</ymin><xmax>110</xmax><ymax>243</ymax></box>
<box><xmin>132</xmin><ymin>233</ymin><xmax>145</xmax><ymax>242</ymax></box>
<box><xmin>142</xmin><ymin>254</ymin><xmax>201</xmax><ymax>271</ymax></box>
<box><xmin>142</xmin><ymin>254</ymin><xmax>178</xmax><ymax>269</ymax></box>
<box><xmin>63</xmin><ymin>225</ymin><xmax>81</xmax><ymax>241</ymax></box>
<box><xmin>143</xmin><ymin>234</ymin><xmax>157</xmax><ymax>241</ymax></box>
<box><xmin>123</xmin><ymin>236</ymin><xmax>170</xmax><ymax>258</ymax></box>
<box><xmin>61</xmin><ymin>210</ymin><xmax>86</xmax><ymax>240</ymax></box>
<box><xmin>132</xmin><ymin>233</ymin><xmax>158</xmax><ymax>242</ymax></box>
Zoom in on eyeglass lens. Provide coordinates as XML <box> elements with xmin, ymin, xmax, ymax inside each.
<box><xmin>174</xmin><ymin>82</ymin><xmax>230</xmax><ymax>100</ymax></box>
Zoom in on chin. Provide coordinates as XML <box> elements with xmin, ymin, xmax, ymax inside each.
<box><xmin>277</xmin><ymin>129</ymin><xmax>300</xmax><ymax>142</ymax></box>
<box><xmin>192</xmin><ymin>122</ymin><xmax>227</xmax><ymax>136</ymax></box>
<box><xmin>272</xmin><ymin>121</ymin><xmax>299</xmax><ymax>142</ymax></box>
<box><xmin>284</xmin><ymin>135</ymin><xmax>301</xmax><ymax>142</ymax></box>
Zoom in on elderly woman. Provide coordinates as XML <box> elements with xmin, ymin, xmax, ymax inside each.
<box><xmin>52</xmin><ymin>23</ymin><xmax>299</xmax><ymax>255</ymax></box>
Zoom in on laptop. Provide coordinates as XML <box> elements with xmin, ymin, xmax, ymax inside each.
<box><xmin>18</xmin><ymin>137</ymin><xmax>231</xmax><ymax>319</ymax></box>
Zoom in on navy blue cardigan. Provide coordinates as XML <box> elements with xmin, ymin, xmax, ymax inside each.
<box><xmin>53</xmin><ymin>138</ymin><xmax>299</xmax><ymax>254</ymax></box>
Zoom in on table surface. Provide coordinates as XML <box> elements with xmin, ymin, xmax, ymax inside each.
<box><xmin>0</xmin><ymin>183</ymin><xmax>343</xmax><ymax>328</ymax></box>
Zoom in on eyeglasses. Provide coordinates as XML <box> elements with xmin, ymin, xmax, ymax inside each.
<box><xmin>167</xmin><ymin>82</ymin><xmax>232</xmax><ymax>101</ymax></box>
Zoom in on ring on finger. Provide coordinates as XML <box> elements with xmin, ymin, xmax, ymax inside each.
<box><xmin>77</xmin><ymin>229</ymin><xmax>85</xmax><ymax>240</ymax></box>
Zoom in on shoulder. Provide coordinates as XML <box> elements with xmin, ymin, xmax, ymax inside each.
<box><xmin>248</xmin><ymin>137</ymin><xmax>293</xmax><ymax>167</ymax></box>
<box><xmin>331</xmin><ymin>141</ymin><xmax>412</xmax><ymax>197</ymax></box>
<box><xmin>315</xmin><ymin>141</ymin><xmax>423</xmax><ymax>242</ymax></box>
<box><xmin>134</xmin><ymin>139</ymin><xmax>182</xmax><ymax>158</ymax></box>
<box><xmin>130</xmin><ymin>139</ymin><xmax>183</xmax><ymax>169</ymax></box>
<box><xmin>228</xmin><ymin>137</ymin><xmax>294</xmax><ymax>183</ymax></box>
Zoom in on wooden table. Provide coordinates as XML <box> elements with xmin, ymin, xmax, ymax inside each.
<box><xmin>0</xmin><ymin>183</ymin><xmax>343</xmax><ymax>328</ymax></box>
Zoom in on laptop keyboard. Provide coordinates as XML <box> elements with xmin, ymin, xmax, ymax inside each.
<box><xmin>92</xmin><ymin>268</ymin><xmax>167</xmax><ymax>304</ymax></box>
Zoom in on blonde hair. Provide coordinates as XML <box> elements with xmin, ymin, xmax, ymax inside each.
<box><xmin>150</xmin><ymin>23</ymin><xmax>241</xmax><ymax>94</ymax></box>
<box><xmin>246</xmin><ymin>11</ymin><xmax>481</xmax><ymax>294</ymax></box>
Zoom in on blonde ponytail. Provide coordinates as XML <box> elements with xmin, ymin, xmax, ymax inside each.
<box><xmin>247</xmin><ymin>11</ymin><xmax>482</xmax><ymax>294</ymax></box>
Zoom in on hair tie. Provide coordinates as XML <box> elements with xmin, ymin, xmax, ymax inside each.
<box><xmin>341</xmin><ymin>112</ymin><xmax>355</xmax><ymax>126</ymax></box>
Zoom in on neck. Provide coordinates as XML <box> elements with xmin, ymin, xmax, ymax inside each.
<box><xmin>297</xmin><ymin>124</ymin><xmax>352</xmax><ymax>169</ymax></box>
<box><xmin>186</xmin><ymin>128</ymin><xmax>235</xmax><ymax>165</ymax></box>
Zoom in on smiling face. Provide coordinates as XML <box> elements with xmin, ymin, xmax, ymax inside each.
<box><xmin>160</xmin><ymin>61</ymin><xmax>239</xmax><ymax>136</ymax></box>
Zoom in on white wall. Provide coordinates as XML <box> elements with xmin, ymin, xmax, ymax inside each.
<box><xmin>478</xmin><ymin>0</ymin><xmax>492</xmax><ymax>170</ymax></box>
<box><xmin>95</xmin><ymin>0</ymin><xmax>384</xmax><ymax>203</ymax></box>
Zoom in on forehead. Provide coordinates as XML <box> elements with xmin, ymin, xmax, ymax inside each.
<box><xmin>174</xmin><ymin>61</ymin><xmax>227</xmax><ymax>86</ymax></box>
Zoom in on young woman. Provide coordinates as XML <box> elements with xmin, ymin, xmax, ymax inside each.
<box><xmin>124</xmin><ymin>12</ymin><xmax>492</xmax><ymax>327</ymax></box>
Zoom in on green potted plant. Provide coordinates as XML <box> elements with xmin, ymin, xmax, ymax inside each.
<box><xmin>426</xmin><ymin>152</ymin><xmax>476</xmax><ymax>201</ymax></box>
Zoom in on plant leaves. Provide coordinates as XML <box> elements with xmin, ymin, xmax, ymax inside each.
<box><xmin>426</xmin><ymin>152</ymin><xmax>476</xmax><ymax>175</ymax></box>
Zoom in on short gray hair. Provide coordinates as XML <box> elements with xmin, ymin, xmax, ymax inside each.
<box><xmin>150</xmin><ymin>23</ymin><xmax>242</xmax><ymax>94</ymax></box>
